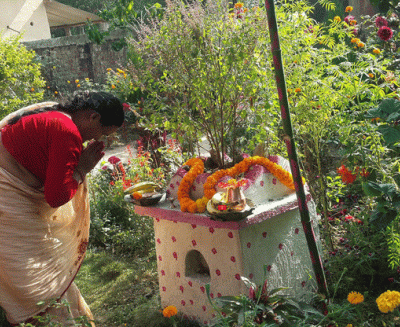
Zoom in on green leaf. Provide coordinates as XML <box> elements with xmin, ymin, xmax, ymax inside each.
<box><xmin>362</xmin><ymin>181</ymin><xmax>383</xmax><ymax>197</ymax></box>
<box><xmin>366</xmin><ymin>99</ymin><xmax>400</xmax><ymax>119</ymax></box>
<box><xmin>377</xmin><ymin>125</ymin><xmax>400</xmax><ymax>145</ymax></box>
<box><xmin>370</xmin><ymin>208</ymin><xmax>399</xmax><ymax>230</ymax></box>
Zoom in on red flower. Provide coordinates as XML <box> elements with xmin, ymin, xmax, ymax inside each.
<box><xmin>375</xmin><ymin>16</ymin><xmax>388</xmax><ymax>28</ymax></box>
<box><xmin>108</xmin><ymin>156</ymin><xmax>121</xmax><ymax>164</ymax></box>
<box><xmin>122</xmin><ymin>103</ymin><xmax>131</xmax><ymax>111</ymax></box>
<box><xmin>378</xmin><ymin>26</ymin><xmax>393</xmax><ymax>41</ymax></box>
<box><xmin>344</xmin><ymin>215</ymin><xmax>354</xmax><ymax>222</ymax></box>
<box><xmin>337</xmin><ymin>165</ymin><xmax>357</xmax><ymax>184</ymax></box>
<box><xmin>360</xmin><ymin>168</ymin><xmax>370</xmax><ymax>178</ymax></box>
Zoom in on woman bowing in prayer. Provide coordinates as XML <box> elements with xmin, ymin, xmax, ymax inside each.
<box><xmin>0</xmin><ymin>91</ymin><xmax>124</xmax><ymax>326</ymax></box>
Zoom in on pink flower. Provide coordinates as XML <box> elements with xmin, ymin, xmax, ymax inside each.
<box><xmin>108</xmin><ymin>156</ymin><xmax>121</xmax><ymax>164</ymax></box>
<box><xmin>122</xmin><ymin>103</ymin><xmax>131</xmax><ymax>111</ymax></box>
<box><xmin>344</xmin><ymin>15</ymin><xmax>355</xmax><ymax>25</ymax></box>
<box><xmin>378</xmin><ymin>26</ymin><xmax>393</xmax><ymax>41</ymax></box>
<box><xmin>375</xmin><ymin>16</ymin><xmax>388</xmax><ymax>28</ymax></box>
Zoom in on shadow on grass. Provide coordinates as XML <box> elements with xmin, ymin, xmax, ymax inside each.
<box><xmin>76</xmin><ymin>250</ymin><xmax>201</xmax><ymax>327</ymax></box>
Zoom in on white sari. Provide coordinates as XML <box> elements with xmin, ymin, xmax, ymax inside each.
<box><xmin>0</xmin><ymin>103</ymin><xmax>94</xmax><ymax>326</ymax></box>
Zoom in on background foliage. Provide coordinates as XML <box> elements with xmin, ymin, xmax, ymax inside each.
<box><xmin>0</xmin><ymin>34</ymin><xmax>45</xmax><ymax>120</ymax></box>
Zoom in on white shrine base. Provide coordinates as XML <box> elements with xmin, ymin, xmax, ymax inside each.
<box><xmin>134</xmin><ymin>192</ymin><xmax>321</xmax><ymax>325</ymax></box>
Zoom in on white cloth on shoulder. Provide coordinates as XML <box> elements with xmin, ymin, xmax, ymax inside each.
<box><xmin>0</xmin><ymin>103</ymin><xmax>94</xmax><ymax>326</ymax></box>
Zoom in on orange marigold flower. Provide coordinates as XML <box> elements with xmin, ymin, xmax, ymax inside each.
<box><xmin>334</xmin><ymin>16</ymin><xmax>341</xmax><ymax>22</ymax></box>
<box><xmin>345</xmin><ymin>6</ymin><xmax>353</xmax><ymax>12</ymax></box>
<box><xmin>132</xmin><ymin>192</ymin><xmax>142</xmax><ymax>200</ymax></box>
<box><xmin>347</xmin><ymin>291</ymin><xmax>364</xmax><ymax>304</ymax></box>
<box><xmin>162</xmin><ymin>305</ymin><xmax>178</xmax><ymax>318</ymax></box>
<box><xmin>234</xmin><ymin>2</ymin><xmax>244</xmax><ymax>9</ymax></box>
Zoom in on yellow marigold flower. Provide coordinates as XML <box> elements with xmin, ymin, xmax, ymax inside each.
<box><xmin>30</xmin><ymin>87</ymin><xmax>34</xmax><ymax>92</ymax></box>
<box><xmin>67</xmin><ymin>80</ymin><xmax>71</xmax><ymax>84</ymax></box>
<box><xmin>351</xmin><ymin>38</ymin><xmax>360</xmax><ymax>43</ymax></box>
<box><xmin>52</xmin><ymin>66</ymin><xmax>56</xmax><ymax>69</ymax></box>
<box><xmin>376</xmin><ymin>290</ymin><xmax>400</xmax><ymax>313</ymax></box>
<box><xmin>295</xmin><ymin>88</ymin><xmax>301</xmax><ymax>93</ymax></box>
<box><xmin>368</xmin><ymin>73</ymin><xmax>374</xmax><ymax>78</ymax></box>
<box><xmin>75</xmin><ymin>79</ymin><xmax>79</xmax><ymax>84</ymax></box>
<box><xmin>54</xmin><ymin>91</ymin><xmax>58</xmax><ymax>95</ymax></box>
<box><xmin>234</xmin><ymin>2</ymin><xmax>244</xmax><ymax>9</ymax></box>
<box><xmin>334</xmin><ymin>16</ymin><xmax>341</xmax><ymax>22</ymax></box>
<box><xmin>346</xmin><ymin>324</ymin><xmax>353</xmax><ymax>327</ymax></box>
<box><xmin>106</xmin><ymin>68</ymin><xmax>112</xmax><ymax>71</ymax></box>
<box><xmin>243</xmin><ymin>8</ymin><xmax>248</xmax><ymax>13</ymax></box>
<box><xmin>347</xmin><ymin>291</ymin><xmax>364</xmax><ymax>304</ymax></box>
<box><xmin>357</xmin><ymin>42</ymin><xmax>365</xmax><ymax>48</ymax></box>
<box><xmin>162</xmin><ymin>305</ymin><xmax>178</xmax><ymax>318</ymax></box>
<box><xmin>287</xmin><ymin>88</ymin><xmax>292</xmax><ymax>93</ymax></box>
<box><xmin>77</xmin><ymin>84</ymin><xmax>81</xmax><ymax>88</ymax></box>
<box><xmin>111</xmin><ymin>84</ymin><xmax>116</xmax><ymax>89</ymax></box>
<box><xmin>373</xmin><ymin>48</ymin><xmax>381</xmax><ymax>54</ymax></box>
<box><xmin>85</xmin><ymin>77</ymin><xmax>89</xmax><ymax>81</ymax></box>
<box><xmin>345</xmin><ymin>6</ymin><xmax>353</xmax><ymax>12</ymax></box>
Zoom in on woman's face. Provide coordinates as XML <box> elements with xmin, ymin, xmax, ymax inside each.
<box><xmin>80</xmin><ymin>111</ymin><xmax>118</xmax><ymax>142</ymax></box>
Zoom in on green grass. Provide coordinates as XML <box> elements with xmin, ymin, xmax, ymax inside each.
<box><xmin>76</xmin><ymin>250</ymin><xmax>158</xmax><ymax>326</ymax></box>
<box><xmin>75</xmin><ymin>250</ymin><xmax>201</xmax><ymax>327</ymax></box>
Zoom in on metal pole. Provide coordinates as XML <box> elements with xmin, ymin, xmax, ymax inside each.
<box><xmin>264</xmin><ymin>0</ymin><xmax>329</xmax><ymax>297</ymax></box>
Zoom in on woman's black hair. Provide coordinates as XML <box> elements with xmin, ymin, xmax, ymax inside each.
<box><xmin>8</xmin><ymin>91</ymin><xmax>124</xmax><ymax>127</ymax></box>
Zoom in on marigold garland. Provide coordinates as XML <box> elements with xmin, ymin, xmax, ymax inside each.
<box><xmin>178</xmin><ymin>156</ymin><xmax>303</xmax><ymax>214</ymax></box>
<box><xmin>177</xmin><ymin>158</ymin><xmax>207</xmax><ymax>213</ymax></box>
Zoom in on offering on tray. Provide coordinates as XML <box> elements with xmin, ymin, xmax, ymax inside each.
<box><xmin>124</xmin><ymin>181</ymin><xmax>164</xmax><ymax>206</ymax></box>
<box><xmin>209</xmin><ymin>181</ymin><xmax>247</xmax><ymax>213</ymax></box>
<box><xmin>206</xmin><ymin>179</ymin><xmax>254</xmax><ymax>221</ymax></box>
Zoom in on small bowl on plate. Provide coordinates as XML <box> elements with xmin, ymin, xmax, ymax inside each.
<box><xmin>206</xmin><ymin>199</ymin><xmax>255</xmax><ymax>222</ymax></box>
<box><xmin>124</xmin><ymin>192</ymin><xmax>164</xmax><ymax>206</ymax></box>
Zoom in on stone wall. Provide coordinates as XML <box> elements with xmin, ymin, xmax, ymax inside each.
<box><xmin>23</xmin><ymin>30</ymin><xmax>129</xmax><ymax>93</ymax></box>
<box><xmin>349</xmin><ymin>0</ymin><xmax>377</xmax><ymax>20</ymax></box>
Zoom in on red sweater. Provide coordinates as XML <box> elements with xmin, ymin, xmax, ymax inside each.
<box><xmin>1</xmin><ymin>111</ymin><xmax>82</xmax><ymax>208</ymax></box>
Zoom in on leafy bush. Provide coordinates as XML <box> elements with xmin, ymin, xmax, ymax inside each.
<box><xmin>88</xmin><ymin>139</ymin><xmax>181</xmax><ymax>256</ymax></box>
<box><xmin>0</xmin><ymin>34</ymin><xmax>45</xmax><ymax>119</ymax></box>
<box><xmin>88</xmin><ymin>165</ymin><xmax>156</xmax><ymax>257</ymax></box>
<box><xmin>206</xmin><ymin>273</ymin><xmax>324</xmax><ymax>327</ymax></box>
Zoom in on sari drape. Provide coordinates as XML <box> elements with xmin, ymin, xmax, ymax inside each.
<box><xmin>0</xmin><ymin>103</ymin><xmax>94</xmax><ymax>326</ymax></box>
